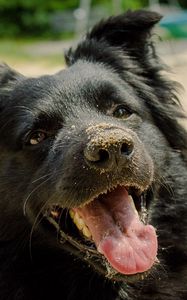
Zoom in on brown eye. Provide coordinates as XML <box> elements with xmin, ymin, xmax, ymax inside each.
<box><xmin>113</xmin><ymin>105</ymin><xmax>132</xmax><ymax>119</ymax></box>
<box><xmin>29</xmin><ymin>131</ymin><xmax>47</xmax><ymax>145</ymax></box>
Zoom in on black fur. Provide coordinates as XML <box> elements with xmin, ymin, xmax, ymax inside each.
<box><xmin>0</xmin><ymin>10</ymin><xmax>187</xmax><ymax>300</ymax></box>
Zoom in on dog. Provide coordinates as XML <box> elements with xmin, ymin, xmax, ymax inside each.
<box><xmin>0</xmin><ymin>10</ymin><xmax>186</xmax><ymax>300</ymax></box>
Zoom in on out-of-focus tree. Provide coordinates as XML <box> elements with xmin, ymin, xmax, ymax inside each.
<box><xmin>0</xmin><ymin>0</ymin><xmax>80</xmax><ymax>37</ymax></box>
<box><xmin>92</xmin><ymin>0</ymin><xmax>147</xmax><ymax>10</ymax></box>
<box><xmin>177</xmin><ymin>0</ymin><xmax>187</xmax><ymax>7</ymax></box>
<box><xmin>121</xmin><ymin>0</ymin><xmax>147</xmax><ymax>9</ymax></box>
<box><xmin>149</xmin><ymin>0</ymin><xmax>187</xmax><ymax>8</ymax></box>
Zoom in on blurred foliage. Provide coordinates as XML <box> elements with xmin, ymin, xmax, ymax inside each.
<box><xmin>0</xmin><ymin>0</ymin><xmax>79</xmax><ymax>38</ymax></box>
<box><xmin>0</xmin><ymin>0</ymin><xmax>186</xmax><ymax>38</ymax></box>
<box><xmin>121</xmin><ymin>0</ymin><xmax>147</xmax><ymax>9</ymax></box>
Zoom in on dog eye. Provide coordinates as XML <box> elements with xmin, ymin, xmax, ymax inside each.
<box><xmin>112</xmin><ymin>105</ymin><xmax>132</xmax><ymax>119</ymax></box>
<box><xmin>29</xmin><ymin>131</ymin><xmax>47</xmax><ymax>145</ymax></box>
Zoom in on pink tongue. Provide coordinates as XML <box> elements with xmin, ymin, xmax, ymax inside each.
<box><xmin>75</xmin><ymin>187</ymin><xmax>158</xmax><ymax>275</ymax></box>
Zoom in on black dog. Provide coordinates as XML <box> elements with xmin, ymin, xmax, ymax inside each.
<box><xmin>0</xmin><ymin>10</ymin><xmax>187</xmax><ymax>300</ymax></box>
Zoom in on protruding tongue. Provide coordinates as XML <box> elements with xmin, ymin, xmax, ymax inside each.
<box><xmin>75</xmin><ymin>186</ymin><xmax>158</xmax><ymax>275</ymax></box>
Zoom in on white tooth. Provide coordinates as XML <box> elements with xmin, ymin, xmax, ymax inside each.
<box><xmin>69</xmin><ymin>209</ymin><xmax>75</xmax><ymax>218</ymax></box>
<box><xmin>70</xmin><ymin>210</ymin><xmax>86</xmax><ymax>231</ymax></box>
<box><xmin>76</xmin><ymin>216</ymin><xmax>85</xmax><ymax>231</ymax></box>
<box><xmin>69</xmin><ymin>209</ymin><xmax>92</xmax><ymax>239</ymax></box>
<box><xmin>82</xmin><ymin>226</ymin><xmax>92</xmax><ymax>238</ymax></box>
<box><xmin>51</xmin><ymin>210</ymin><xmax>59</xmax><ymax>219</ymax></box>
<box><xmin>73</xmin><ymin>212</ymin><xmax>81</xmax><ymax>225</ymax></box>
<box><xmin>128</xmin><ymin>195</ymin><xmax>139</xmax><ymax>215</ymax></box>
<box><xmin>69</xmin><ymin>209</ymin><xmax>75</xmax><ymax>219</ymax></box>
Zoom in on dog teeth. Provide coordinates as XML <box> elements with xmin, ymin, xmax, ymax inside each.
<box><xmin>82</xmin><ymin>226</ymin><xmax>92</xmax><ymax>238</ymax></box>
<box><xmin>50</xmin><ymin>209</ymin><xmax>60</xmax><ymax>219</ymax></box>
<box><xmin>74</xmin><ymin>212</ymin><xmax>85</xmax><ymax>230</ymax></box>
<box><xmin>128</xmin><ymin>195</ymin><xmax>139</xmax><ymax>215</ymax></box>
<box><xmin>69</xmin><ymin>209</ymin><xmax>75</xmax><ymax>219</ymax></box>
<box><xmin>69</xmin><ymin>209</ymin><xmax>92</xmax><ymax>239</ymax></box>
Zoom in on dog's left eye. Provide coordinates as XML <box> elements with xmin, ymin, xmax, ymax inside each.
<box><xmin>28</xmin><ymin>131</ymin><xmax>48</xmax><ymax>145</ymax></box>
<box><xmin>112</xmin><ymin>105</ymin><xmax>132</xmax><ymax>119</ymax></box>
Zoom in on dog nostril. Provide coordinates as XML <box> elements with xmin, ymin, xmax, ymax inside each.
<box><xmin>121</xmin><ymin>142</ymin><xmax>134</xmax><ymax>156</ymax></box>
<box><xmin>84</xmin><ymin>147</ymin><xmax>110</xmax><ymax>164</ymax></box>
<box><xmin>97</xmin><ymin>149</ymin><xmax>110</xmax><ymax>163</ymax></box>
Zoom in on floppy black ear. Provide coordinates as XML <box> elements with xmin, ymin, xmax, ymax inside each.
<box><xmin>87</xmin><ymin>10</ymin><xmax>162</xmax><ymax>51</ymax></box>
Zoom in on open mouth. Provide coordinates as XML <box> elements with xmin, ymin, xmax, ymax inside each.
<box><xmin>44</xmin><ymin>185</ymin><xmax>158</xmax><ymax>280</ymax></box>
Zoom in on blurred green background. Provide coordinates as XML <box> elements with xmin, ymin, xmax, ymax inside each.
<box><xmin>0</xmin><ymin>0</ymin><xmax>186</xmax><ymax>115</ymax></box>
<box><xmin>0</xmin><ymin>0</ymin><xmax>187</xmax><ymax>82</ymax></box>
<box><xmin>0</xmin><ymin>0</ymin><xmax>186</xmax><ymax>38</ymax></box>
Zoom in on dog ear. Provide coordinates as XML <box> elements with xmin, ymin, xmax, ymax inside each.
<box><xmin>0</xmin><ymin>63</ymin><xmax>24</xmax><ymax>88</ymax></box>
<box><xmin>65</xmin><ymin>10</ymin><xmax>162</xmax><ymax>66</ymax></box>
<box><xmin>0</xmin><ymin>64</ymin><xmax>25</xmax><ymax>111</ymax></box>
<box><xmin>0</xmin><ymin>63</ymin><xmax>24</xmax><ymax>99</ymax></box>
<box><xmin>86</xmin><ymin>10</ymin><xmax>161</xmax><ymax>51</ymax></box>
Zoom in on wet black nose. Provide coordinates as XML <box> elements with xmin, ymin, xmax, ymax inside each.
<box><xmin>84</xmin><ymin>124</ymin><xmax>134</xmax><ymax>170</ymax></box>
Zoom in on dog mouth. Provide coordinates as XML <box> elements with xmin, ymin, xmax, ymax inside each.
<box><xmin>44</xmin><ymin>185</ymin><xmax>158</xmax><ymax>281</ymax></box>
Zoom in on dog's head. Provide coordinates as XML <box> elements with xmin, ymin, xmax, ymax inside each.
<box><xmin>0</xmin><ymin>10</ymin><xmax>186</xmax><ymax>282</ymax></box>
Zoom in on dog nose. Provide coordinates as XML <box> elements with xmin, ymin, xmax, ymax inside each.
<box><xmin>84</xmin><ymin>124</ymin><xmax>134</xmax><ymax>170</ymax></box>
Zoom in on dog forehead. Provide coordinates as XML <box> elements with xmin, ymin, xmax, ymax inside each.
<box><xmin>13</xmin><ymin>62</ymin><xmax>117</xmax><ymax>104</ymax></box>
<box><xmin>55</xmin><ymin>61</ymin><xmax>119</xmax><ymax>95</ymax></box>
<box><xmin>10</xmin><ymin>61</ymin><xmax>143</xmax><ymax>119</ymax></box>
<box><xmin>54</xmin><ymin>62</ymin><xmax>142</xmax><ymax>113</ymax></box>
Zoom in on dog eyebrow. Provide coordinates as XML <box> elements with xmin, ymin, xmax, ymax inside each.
<box><xmin>11</xmin><ymin>107</ymin><xmax>62</xmax><ymax>138</ymax></box>
<box><xmin>90</xmin><ymin>81</ymin><xmax>141</xmax><ymax>115</ymax></box>
<box><xmin>31</xmin><ymin>112</ymin><xmax>63</xmax><ymax>131</ymax></box>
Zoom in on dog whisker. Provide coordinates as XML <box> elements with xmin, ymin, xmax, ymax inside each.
<box><xmin>23</xmin><ymin>175</ymin><xmax>53</xmax><ymax>216</ymax></box>
<box><xmin>31</xmin><ymin>172</ymin><xmax>54</xmax><ymax>184</ymax></box>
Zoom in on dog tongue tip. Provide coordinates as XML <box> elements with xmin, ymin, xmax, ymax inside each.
<box><xmin>97</xmin><ymin>224</ymin><xmax>158</xmax><ymax>275</ymax></box>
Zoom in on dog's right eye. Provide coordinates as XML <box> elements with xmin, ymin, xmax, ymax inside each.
<box><xmin>110</xmin><ymin>104</ymin><xmax>133</xmax><ymax>119</ymax></box>
<box><xmin>27</xmin><ymin>130</ymin><xmax>48</xmax><ymax>145</ymax></box>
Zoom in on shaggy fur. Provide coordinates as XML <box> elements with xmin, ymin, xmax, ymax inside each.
<box><xmin>0</xmin><ymin>10</ymin><xmax>187</xmax><ymax>300</ymax></box>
